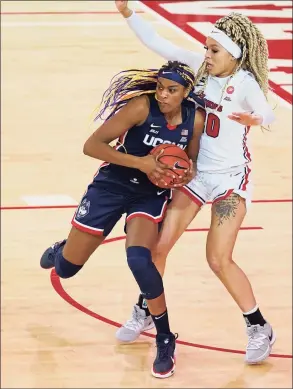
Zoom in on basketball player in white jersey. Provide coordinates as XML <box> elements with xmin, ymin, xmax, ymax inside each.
<box><xmin>114</xmin><ymin>1</ymin><xmax>276</xmax><ymax>364</ymax></box>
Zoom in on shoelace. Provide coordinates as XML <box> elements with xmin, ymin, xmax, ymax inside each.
<box><xmin>123</xmin><ymin>307</ymin><xmax>145</xmax><ymax>331</ymax></box>
<box><xmin>51</xmin><ymin>240</ymin><xmax>65</xmax><ymax>251</ymax></box>
<box><xmin>157</xmin><ymin>333</ymin><xmax>178</xmax><ymax>360</ymax></box>
<box><xmin>246</xmin><ymin>326</ymin><xmax>267</xmax><ymax>350</ymax></box>
<box><xmin>158</xmin><ymin>344</ymin><xmax>170</xmax><ymax>360</ymax></box>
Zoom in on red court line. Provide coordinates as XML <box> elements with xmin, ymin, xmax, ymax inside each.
<box><xmin>98</xmin><ymin>228</ymin><xmax>263</xmax><ymax>248</ymax></box>
<box><xmin>102</xmin><ymin>228</ymin><xmax>263</xmax><ymax>243</ymax></box>
<box><xmin>1</xmin><ymin>11</ymin><xmax>144</xmax><ymax>16</ymax></box>
<box><xmin>1</xmin><ymin>199</ymin><xmax>292</xmax><ymax>211</ymax></box>
<box><xmin>0</xmin><ymin>204</ymin><xmax>78</xmax><ymax>211</ymax></box>
<box><xmin>50</xmin><ymin>266</ymin><xmax>290</xmax><ymax>359</ymax></box>
<box><xmin>269</xmin><ymin>80</ymin><xmax>293</xmax><ymax>106</ymax></box>
<box><xmin>187</xmin><ymin>227</ymin><xmax>263</xmax><ymax>231</ymax></box>
<box><xmin>47</xmin><ymin>220</ymin><xmax>288</xmax><ymax>358</ymax></box>
<box><xmin>250</xmin><ymin>199</ymin><xmax>292</xmax><ymax>203</ymax></box>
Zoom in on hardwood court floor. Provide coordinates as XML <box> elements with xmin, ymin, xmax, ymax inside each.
<box><xmin>1</xmin><ymin>1</ymin><xmax>292</xmax><ymax>388</ymax></box>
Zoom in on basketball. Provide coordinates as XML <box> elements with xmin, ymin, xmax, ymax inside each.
<box><xmin>148</xmin><ymin>144</ymin><xmax>190</xmax><ymax>188</ymax></box>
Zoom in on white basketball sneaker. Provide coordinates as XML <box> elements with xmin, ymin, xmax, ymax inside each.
<box><xmin>116</xmin><ymin>304</ymin><xmax>154</xmax><ymax>342</ymax></box>
<box><xmin>245</xmin><ymin>322</ymin><xmax>276</xmax><ymax>364</ymax></box>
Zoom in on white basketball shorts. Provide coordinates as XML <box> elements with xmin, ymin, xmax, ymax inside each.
<box><xmin>180</xmin><ymin>164</ymin><xmax>253</xmax><ymax>207</ymax></box>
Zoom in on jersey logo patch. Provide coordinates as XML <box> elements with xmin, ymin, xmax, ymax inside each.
<box><xmin>76</xmin><ymin>199</ymin><xmax>90</xmax><ymax>219</ymax></box>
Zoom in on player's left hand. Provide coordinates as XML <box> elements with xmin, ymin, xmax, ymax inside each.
<box><xmin>173</xmin><ymin>159</ymin><xmax>195</xmax><ymax>188</ymax></box>
<box><xmin>228</xmin><ymin>111</ymin><xmax>263</xmax><ymax>126</ymax></box>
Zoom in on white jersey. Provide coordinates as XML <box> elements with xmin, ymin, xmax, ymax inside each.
<box><xmin>126</xmin><ymin>11</ymin><xmax>275</xmax><ymax>172</ymax></box>
<box><xmin>196</xmin><ymin>70</ymin><xmax>254</xmax><ymax>172</ymax></box>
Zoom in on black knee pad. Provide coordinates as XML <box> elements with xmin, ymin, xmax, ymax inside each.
<box><xmin>55</xmin><ymin>249</ymin><xmax>83</xmax><ymax>279</ymax></box>
<box><xmin>126</xmin><ymin>246</ymin><xmax>163</xmax><ymax>300</ymax></box>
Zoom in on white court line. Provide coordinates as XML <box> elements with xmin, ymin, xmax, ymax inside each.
<box><xmin>22</xmin><ymin>195</ymin><xmax>78</xmax><ymax>206</ymax></box>
<box><xmin>1</xmin><ymin>21</ymin><xmax>162</xmax><ymax>27</ymax></box>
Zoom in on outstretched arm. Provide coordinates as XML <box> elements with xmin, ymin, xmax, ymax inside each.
<box><xmin>115</xmin><ymin>0</ymin><xmax>204</xmax><ymax>71</ymax></box>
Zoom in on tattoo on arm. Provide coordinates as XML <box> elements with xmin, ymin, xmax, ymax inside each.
<box><xmin>214</xmin><ymin>193</ymin><xmax>241</xmax><ymax>226</ymax></box>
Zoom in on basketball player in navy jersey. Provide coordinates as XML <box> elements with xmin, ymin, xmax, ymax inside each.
<box><xmin>40</xmin><ymin>61</ymin><xmax>205</xmax><ymax>378</ymax></box>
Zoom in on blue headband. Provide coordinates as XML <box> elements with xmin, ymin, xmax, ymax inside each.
<box><xmin>157</xmin><ymin>69</ymin><xmax>189</xmax><ymax>88</ymax></box>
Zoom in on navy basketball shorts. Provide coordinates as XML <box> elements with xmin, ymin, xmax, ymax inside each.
<box><xmin>71</xmin><ymin>181</ymin><xmax>170</xmax><ymax>237</ymax></box>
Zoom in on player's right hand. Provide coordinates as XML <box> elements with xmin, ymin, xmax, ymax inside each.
<box><xmin>173</xmin><ymin>159</ymin><xmax>195</xmax><ymax>187</ymax></box>
<box><xmin>115</xmin><ymin>1</ymin><xmax>129</xmax><ymax>13</ymax></box>
<box><xmin>139</xmin><ymin>151</ymin><xmax>174</xmax><ymax>185</ymax></box>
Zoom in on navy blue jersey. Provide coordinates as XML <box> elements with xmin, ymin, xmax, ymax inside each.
<box><xmin>94</xmin><ymin>94</ymin><xmax>196</xmax><ymax>194</ymax></box>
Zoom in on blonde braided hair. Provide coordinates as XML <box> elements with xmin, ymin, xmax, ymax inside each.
<box><xmin>194</xmin><ymin>12</ymin><xmax>269</xmax><ymax>108</ymax></box>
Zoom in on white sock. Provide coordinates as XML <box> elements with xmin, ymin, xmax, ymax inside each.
<box><xmin>243</xmin><ymin>304</ymin><xmax>259</xmax><ymax>315</ymax></box>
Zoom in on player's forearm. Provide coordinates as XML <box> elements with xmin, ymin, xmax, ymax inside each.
<box><xmin>255</xmin><ymin>109</ymin><xmax>275</xmax><ymax>126</ymax></box>
<box><xmin>125</xmin><ymin>10</ymin><xmax>167</xmax><ymax>56</ymax></box>
<box><xmin>244</xmin><ymin>80</ymin><xmax>276</xmax><ymax>126</ymax></box>
<box><xmin>248</xmin><ymin>105</ymin><xmax>275</xmax><ymax>126</ymax></box>
<box><xmin>187</xmin><ymin>110</ymin><xmax>204</xmax><ymax>163</ymax></box>
<box><xmin>124</xmin><ymin>10</ymin><xmax>203</xmax><ymax>69</ymax></box>
<box><xmin>187</xmin><ymin>138</ymin><xmax>200</xmax><ymax>164</ymax></box>
<box><xmin>83</xmin><ymin>140</ymin><xmax>143</xmax><ymax>170</ymax></box>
